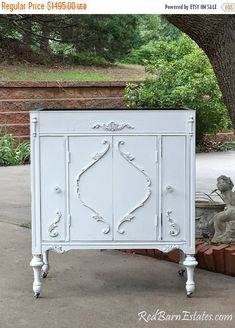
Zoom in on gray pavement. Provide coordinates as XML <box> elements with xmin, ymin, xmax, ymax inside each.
<box><xmin>0</xmin><ymin>164</ymin><xmax>30</xmax><ymax>226</ymax></box>
<box><xmin>0</xmin><ymin>152</ymin><xmax>235</xmax><ymax>328</ymax></box>
<box><xmin>0</xmin><ymin>222</ymin><xmax>235</xmax><ymax>328</ymax></box>
<box><xmin>196</xmin><ymin>151</ymin><xmax>235</xmax><ymax>192</ymax></box>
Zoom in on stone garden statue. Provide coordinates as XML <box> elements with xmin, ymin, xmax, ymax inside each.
<box><xmin>211</xmin><ymin>175</ymin><xmax>235</xmax><ymax>243</ymax></box>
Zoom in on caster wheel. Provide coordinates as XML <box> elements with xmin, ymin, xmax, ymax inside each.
<box><xmin>178</xmin><ymin>269</ymin><xmax>185</xmax><ymax>277</ymax></box>
<box><xmin>42</xmin><ymin>271</ymin><xmax>48</xmax><ymax>278</ymax></box>
<box><xmin>187</xmin><ymin>292</ymin><xmax>192</xmax><ymax>298</ymax></box>
<box><xmin>34</xmin><ymin>292</ymin><xmax>40</xmax><ymax>299</ymax></box>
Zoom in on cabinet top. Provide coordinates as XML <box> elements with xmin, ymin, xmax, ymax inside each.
<box><xmin>32</xmin><ymin>108</ymin><xmax>194</xmax><ymax>112</ymax></box>
<box><xmin>30</xmin><ymin>109</ymin><xmax>195</xmax><ymax>136</ymax></box>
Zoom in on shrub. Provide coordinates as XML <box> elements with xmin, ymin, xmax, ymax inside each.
<box><xmin>124</xmin><ymin>35</ymin><xmax>231</xmax><ymax>145</ymax></box>
<box><xmin>0</xmin><ymin>131</ymin><xmax>30</xmax><ymax>166</ymax></box>
<box><xmin>67</xmin><ymin>52</ymin><xmax>111</xmax><ymax>67</ymax></box>
<box><xmin>123</xmin><ymin>42</ymin><xmax>157</xmax><ymax>65</ymax></box>
<box><xmin>50</xmin><ymin>42</ymin><xmax>111</xmax><ymax>66</ymax></box>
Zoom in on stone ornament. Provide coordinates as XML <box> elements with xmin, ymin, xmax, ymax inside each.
<box><xmin>212</xmin><ymin>175</ymin><xmax>235</xmax><ymax>243</ymax></box>
<box><xmin>195</xmin><ymin>196</ymin><xmax>224</xmax><ymax>239</ymax></box>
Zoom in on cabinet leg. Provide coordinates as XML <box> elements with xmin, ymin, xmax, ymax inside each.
<box><xmin>42</xmin><ymin>250</ymin><xmax>49</xmax><ymax>278</ymax></box>
<box><xmin>183</xmin><ymin>254</ymin><xmax>198</xmax><ymax>297</ymax></box>
<box><xmin>178</xmin><ymin>250</ymin><xmax>186</xmax><ymax>277</ymax></box>
<box><xmin>30</xmin><ymin>255</ymin><xmax>43</xmax><ymax>298</ymax></box>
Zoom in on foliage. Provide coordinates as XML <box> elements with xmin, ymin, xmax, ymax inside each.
<box><xmin>137</xmin><ymin>15</ymin><xmax>181</xmax><ymax>43</ymax></box>
<box><xmin>0</xmin><ymin>15</ymin><xmax>180</xmax><ymax>65</ymax></box>
<box><xmin>73</xmin><ymin>53</ymin><xmax>110</xmax><ymax>66</ymax></box>
<box><xmin>0</xmin><ymin>15</ymin><xmax>140</xmax><ymax>64</ymax></box>
<box><xmin>0</xmin><ymin>131</ymin><xmax>30</xmax><ymax>166</ymax></box>
<box><xmin>124</xmin><ymin>35</ymin><xmax>231</xmax><ymax>145</ymax></box>
<box><xmin>196</xmin><ymin>131</ymin><xmax>235</xmax><ymax>152</ymax></box>
<box><xmin>221</xmin><ymin>142</ymin><xmax>235</xmax><ymax>151</ymax></box>
<box><xmin>35</xmin><ymin>41</ymin><xmax>111</xmax><ymax>66</ymax></box>
<box><xmin>123</xmin><ymin>16</ymin><xmax>181</xmax><ymax>65</ymax></box>
<box><xmin>123</xmin><ymin>42</ymin><xmax>158</xmax><ymax>65</ymax></box>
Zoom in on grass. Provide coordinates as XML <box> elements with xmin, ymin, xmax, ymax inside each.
<box><xmin>0</xmin><ymin>63</ymin><xmax>147</xmax><ymax>81</ymax></box>
<box><xmin>0</xmin><ymin>68</ymin><xmax>112</xmax><ymax>81</ymax></box>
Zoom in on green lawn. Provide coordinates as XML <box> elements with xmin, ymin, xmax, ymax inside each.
<box><xmin>0</xmin><ymin>64</ymin><xmax>147</xmax><ymax>81</ymax></box>
<box><xmin>1</xmin><ymin>70</ymin><xmax>112</xmax><ymax>81</ymax></box>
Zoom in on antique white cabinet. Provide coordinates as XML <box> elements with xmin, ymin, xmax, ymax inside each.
<box><xmin>30</xmin><ymin>109</ymin><xmax>197</xmax><ymax>298</ymax></box>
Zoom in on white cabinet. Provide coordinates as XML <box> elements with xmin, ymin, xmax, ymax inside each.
<box><xmin>30</xmin><ymin>109</ymin><xmax>197</xmax><ymax>298</ymax></box>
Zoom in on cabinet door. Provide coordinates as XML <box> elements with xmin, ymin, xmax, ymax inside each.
<box><xmin>69</xmin><ymin>137</ymin><xmax>113</xmax><ymax>240</ymax></box>
<box><xmin>40</xmin><ymin>137</ymin><xmax>66</xmax><ymax>241</ymax></box>
<box><xmin>113</xmin><ymin>136</ymin><xmax>158</xmax><ymax>241</ymax></box>
<box><xmin>161</xmin><ymin>136</ymin><xmax>186</xmax><ymax>241</ymax></box>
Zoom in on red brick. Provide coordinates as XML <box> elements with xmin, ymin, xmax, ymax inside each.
<box><xmin>196</xmin><ymin>243</ymin><xmax>211</xmax><ymax>269</ymax></box>
<box><xmin>15</xmin><ymin>136</ymin><xmax>29</xmax><ymax>142</ymax></box>
<box><xmin>0</xmin><ymin>81</ymin><xmax>130</xmax><ymax>88</ymax></box>
<box><xmin>0</xmin><ymin>112</ymin><xmax>29</xmax><ymax>124</ymax></box>
<box><xmin>213</xmin><ymin>244</ymin><xmax>228</xmax><ymax>274</ymax></box>
<box><xmin>0</xmin><ymin>124</ymin><xmax>29</xmax><ymax>137</ymax></box>
<box><xmin>167</xmin><ymin>249</ymin><xmax>180</xmax><ymax>263</ymax></box>
<box><xmin>0</xmin><ymin>85</ymin><xmax>124</xmax><ymax>99</ymax></box>
<box><xmin>155</xmin><ymin>249</ymin><xmax>169</xmax><ymax>260</ymax></box>
<box><xmin>0</xmin><ymin>97</ymin><xmax>125</xmax><ymax>112</ymax></box>
<box><xmin>147</xmin><ymin>249</ymin><xmax>155</xmax><ymax>257</ymax></box>
<box><xmin>0</xmin><ymin>82</ymin><xmax>126</xmax><ymax>99</ymax></box>
<box><xmin>204</xmin><ymin>246</ymin><xmax>216</xmax><ymax>271</ymax></box>
<box><xmin>195</xmin><ymin>242</ymin><xmax>209</xmax><ymax>253</ymax></box>
<box><xmin>0</xmin><ymin>81</ymin><xmax>131</xmax><ymax>139</ymax></box>
<box><xmin>230</xmin><ymin>252</ymin><xmax>235</xmax><ymax>275</ymax></box>
<box><xmin>196</xmin><ymin>240</ymin><xmax>204</xmax><ymax>246</ymax></box>
<box><xmin>195</xmin><ymin>242</ymin><xmax>208</xmax><ymax>254</ymax></box>
<box><xmin>126</xmin><ymin>249</ymin><xmax>135</xmax><ymax>254</ymax></box>
<box><xmin>134</xmin><ymin>249</ymin><xmax>147</xmax><ymax>256</ymax></box>
<box><xmin>224</xmin><ymin>246</ymin><xmax>235</xmax><ymax>275</ymax></box>
<box><xmin>153</xmin><ymin>249</ymin><xmax>164</xmax><ymax>260</ymax></box>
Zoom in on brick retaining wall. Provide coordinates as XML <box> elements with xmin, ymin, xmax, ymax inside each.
<box><xmin>121</xmin><ymin>241</ymin><xmax>235</xmax><ymax>276</ymax></box>
<box><xmin>0</xmin><ymin>81</ymin><xmax>129</xmax><ymax>139</ymax></box>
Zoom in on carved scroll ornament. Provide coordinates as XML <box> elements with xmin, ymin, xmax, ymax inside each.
<box><xmin>48</xmin><ymin>211</ymin><xmax>62</xmax><ymax>238</ymax></box>
<box><xmin>92</xmin><ymin>121</ymin><xmax>134</xmax><ymax>132</ymax></box>
<box><xmin>166</xmin><ymin>210</ymin><xmax>180</xmax><ymax>237</ymax></box>
<box><xmin>116</xmin><ymin>140</ymin><xmax>152</xmax><ymax>234</ymax></box>
<box><xmin>76</xmin><ymin>140</ymin><xmax>111</xmax><ymax>234</ymax></box>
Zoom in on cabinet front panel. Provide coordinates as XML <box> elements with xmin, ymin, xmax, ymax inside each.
<box><xmin>69</xmin><ymin>137</ymin><xmax>113</xmax><ymax>240</ymax></box>
<box><xmin>40</xmin><ymin>137</ymin><xmax>66</xmax><ymax>241</ymax></box>
<box><xmin>113</xmin><ymin>136</ymin><xmax>158</xmax><ymax>241</ymax></box>
<box><xmin>38</xmin><ymin>111</ymin><xmax>188</xmax><ymax>134</ymax></box>
<box><xmin>161</xmin><ymin>136</ymin><xmax>186</xmax><ymax>241</ymax></box>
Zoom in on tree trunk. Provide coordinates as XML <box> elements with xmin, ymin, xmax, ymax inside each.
<box><xmin>165</xmin><ymin>15</ymin><xmax>235</xmax><ymax>129</ymax></box>
<box><xmin>39</xmin><ymin>22</ymin><xmax>50</xmax><ymax>54</ymax></box>
<box><xmin>22</xmin><ymin>19</ymin><xmax>32</xmax><ymax>47</ymax></box>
